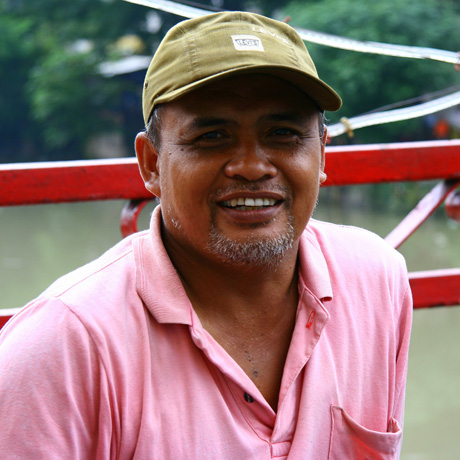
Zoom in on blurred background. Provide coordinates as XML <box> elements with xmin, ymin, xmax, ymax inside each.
<box><xmin>1</xmin><ymin>0</ymin><xmax>460</xmax><ymax>163</ymax></box>
<box><xmin>1</xmin><ymin>0</ymin><xmax>459</xmax><ymax>458</ymax></box>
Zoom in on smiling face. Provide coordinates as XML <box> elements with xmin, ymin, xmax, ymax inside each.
<box><xmin>136</xmin><ymin>74</ymin><xmax>327</xmax><ymax>269</ymax></box>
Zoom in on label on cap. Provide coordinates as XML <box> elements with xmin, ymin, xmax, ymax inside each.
<box><xmin>231</xmin><ymin>35</ymin><xmax>264</xmax><ymax>52</ymax></box>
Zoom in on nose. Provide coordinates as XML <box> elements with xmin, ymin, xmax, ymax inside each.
<box><xmin>224</xmin><ymin>144</ymin><xmax>277</xmax><ymax>181</ymax></box>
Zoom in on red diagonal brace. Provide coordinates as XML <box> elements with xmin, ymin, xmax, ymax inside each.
<box><xmin>120</xmin><ymin>198</ymin><xmax>155</xmax><ymax>238</ymax></box>
<box><xmin>385</xmin><ymin>179</ymin><xmax>460</xmax><ymax>249</ymax></box>
<box><xmin>445</xmin><ymin>188</ymin><xmax>460</xmax><ymax>222</ymax></box>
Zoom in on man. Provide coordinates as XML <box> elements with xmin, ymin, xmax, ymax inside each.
<box><xmin>0</xmin><ymin>12</ymin><xmax>412</xmax><ymax>459</ymax></box>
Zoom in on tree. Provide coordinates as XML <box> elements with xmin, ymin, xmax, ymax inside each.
<box><xmin>281</xmin><ymin>0</ymin><xmax>460</xmax><ymax>143</ymax></box>
<box><xmin>0</xmin><ymin>0</ymin><xmax>281</xmax><ymax>162</ymax></box>
<box><xmin>5</xmin><ymin>0</ymin><xmax>456</xmax><ymax>161</ymax></box>
<box><xmin>0</xmin><ymin>0</ymin><xmax>186</xmax><ymax>161</ymax></box>
<box><xmin>0</xmin><ymin>13</ymin><xmax>40</xmax><ymax>162</ymax></box>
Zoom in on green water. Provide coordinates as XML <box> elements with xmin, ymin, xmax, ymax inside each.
<box><xmin>1</xmin><ymin>199</ymin><xmax>459</xmax><ymax>459</ymax></box>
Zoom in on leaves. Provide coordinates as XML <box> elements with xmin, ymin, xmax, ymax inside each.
<box><xmin>283</xmin><ymin>0</ymin><xmax>460</xmax><ymax>143</ymax></box>
<box><xmin>2</xmin><ymin>0</ymin><xmax>458</xmax><ymax>161</ymax></box>
<box><xmin>0</xmin><ymin>0</ymin><xmax>152</xmax><ymax>161</ymax></box>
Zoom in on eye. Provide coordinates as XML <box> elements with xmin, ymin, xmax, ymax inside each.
<box><xmin>268</xmin><ymin>127</ymin><xmax>302</xmax><ymax>140</ymax></box>
<box><xmin>193</xmin><ymin>129</ymin><xmax>231</xmax><ymax>149</ymax></box>
<box><xmin>199</xmin><ymin>130</ymin><xmax>224</xmax><ymax>140</ymax></box>
<box><xmin>267</xmin><ymin>126</ymin><xmax>302</xmax><ymax>144</ymax></box>
<box><xmin>276</xmin><ymin>127</ymin><xmax>295</xmax><ymax>135</ymax></box>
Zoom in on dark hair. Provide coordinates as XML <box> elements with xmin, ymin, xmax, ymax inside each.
<box><xmin>318</xmin><ymin>111</ymin><xmax>326</xmax><ymax>144</ymax></box>
<box><xmin>146</xmin><ymin>105</ymin><xmax>163</xmax><ymax>152</ymax></box>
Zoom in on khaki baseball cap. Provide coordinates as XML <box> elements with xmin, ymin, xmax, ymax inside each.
<box><xmin>142</xmin><ymin>11</ymin><xmax>342</xmax><ymax>125</ymax></box>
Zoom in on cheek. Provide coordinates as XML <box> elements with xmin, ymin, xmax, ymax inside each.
<box><xmin>158</xmin><ymin>157</ymin><xmax>212</xmax><ymax>213</ymax></box>
<box><xmin>285</xmin><ymin>156</ymin><xmax>323</xmax><ymax>189</ymax></box>
<box><xmin>285</xmin><ymin>159</ymin><xmax>322</xmax><ymax>219</ymax></box>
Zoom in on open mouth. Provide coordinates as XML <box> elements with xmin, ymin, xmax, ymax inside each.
<box><xmin>220</xmin><ymin>197</ymin><xmax>278</xmax><ymax>211</ymax></box>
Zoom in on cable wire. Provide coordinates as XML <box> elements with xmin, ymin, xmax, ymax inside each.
<box><xmin>327</xmin><ymin>91</ymin><xmax>460</xmax><ymax>138</ymax></box>
<box><xmin>123</xmin><ymin>0</ymin><xmax>460</xmax><ymax>65</ymax></box>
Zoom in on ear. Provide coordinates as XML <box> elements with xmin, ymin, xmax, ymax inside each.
<box><xmin>135</xmin><ymin>131</ymin><xmax>161</xmax><ymax>198</ymax></box>
<box><xmin>319</xmin><ymin>125</ymin><xmax>327</xmax><ymax>185</ymax></box>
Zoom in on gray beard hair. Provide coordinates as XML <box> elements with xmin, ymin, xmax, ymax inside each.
<box><xmin>206</xmin><ymin>216</ymin><xmax>296</xmax><ymax>268</ymax></box>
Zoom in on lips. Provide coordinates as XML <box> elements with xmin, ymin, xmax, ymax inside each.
<box><xmin>215</xmin><ymin>189</ymin><xmax>285</xmax><ymax>226</ymax></box>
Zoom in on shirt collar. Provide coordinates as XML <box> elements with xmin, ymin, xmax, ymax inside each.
<box><xmin>134</xmin><ymin>205</ymin><xmax>194</xmax><ymax>325</ymax></box>
<box><xmin>135</xmin><ymin>208</ymin><xmax>333</xmax><ymax>325</ymax></box>
<box><xmin>297</xmin><ymin>220</ymin><xmax>333</xmax><ymax>303</ymax></box>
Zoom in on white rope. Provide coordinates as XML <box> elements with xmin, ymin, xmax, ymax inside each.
<box><xmin>295</xmin><ymin>27</ymin><xmax>460</xmax><ymax>65</ymax></box>
<box><xmin>124</xmin><ymin>0</ymin><xmax>206</xmax><ymax>19</ymax></box>
<box><xmin>327</xmin><ymin>91</ymin><xmax>460</xmax><ymax>138</ymax></box>
<box><xmin>123</xmin><ymin>0</ymin><xmax>460</xmax><ymax>65</ymax></box>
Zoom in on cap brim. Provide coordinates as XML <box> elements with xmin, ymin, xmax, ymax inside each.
<box><xmin>152</xmin><ymin>65</ymin><xmax>342</xmax><ymax>114</ymax></box>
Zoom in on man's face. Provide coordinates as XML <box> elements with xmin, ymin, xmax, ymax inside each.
<box><xmin>137</xmin><ymin>74</ymin><xmax>326</xmax><ymax>268</ymax></box>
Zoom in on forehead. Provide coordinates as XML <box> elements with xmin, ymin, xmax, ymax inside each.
<box><xmin>161</xmin><ymin>74</ymin><xmax>319</xmax><ymax>122</ymax></box>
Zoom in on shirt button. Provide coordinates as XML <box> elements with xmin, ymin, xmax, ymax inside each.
<box><xmin>306</xmin><ymin>310</ymin><xmax>316</xmax><ymax>328</ymax></box>
<box><xmin>244</xmin><ymin>392</ymin><xmax>255</xmax><ymax>403</ymax></box>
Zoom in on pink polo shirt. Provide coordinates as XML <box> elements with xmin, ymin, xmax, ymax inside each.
<box><xmin>0</xmin><ymin>206</ymin><xmax>412</xmax><ymax>459</ymax></box>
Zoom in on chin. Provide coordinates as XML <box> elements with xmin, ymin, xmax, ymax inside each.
<box><xmin>206</xmin><ymin>219</ymin><xmax>296</xmax><ymax>268</ymax></box>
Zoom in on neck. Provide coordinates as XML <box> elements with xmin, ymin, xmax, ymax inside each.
<box><xmin>162</xmin><ymin>227</ymin><xmax>301</xmax><ymax>411</ymax></box>
<box><xmin>164</xmin><ymin>230</ymin><xmax>300</xmax><ymax>322</ymax></box>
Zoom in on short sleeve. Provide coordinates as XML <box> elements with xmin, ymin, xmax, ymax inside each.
<box><xmin>0</xmin><ymin>299</ymin><xmax>111</xmax><ymax>459</ymax></box>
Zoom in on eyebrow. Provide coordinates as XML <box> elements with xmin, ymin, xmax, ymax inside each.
<box><xmin>258</xmin><ymin>112</ymin><xmax>313</xmax><ymax>125</ymax></box>
<box><xmin>188</xmin><ymin>116</ymin><xmax>238</xmax><ymax>131</ymax></box>
<box><xmin>188</xmin><ymin>112</ymin><xmax>312</xmax><ymax>131</ymax></box>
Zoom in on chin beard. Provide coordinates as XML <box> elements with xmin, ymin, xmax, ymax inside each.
<box><xmin>206</xmin><ymin>216</ymin><xmax>295</xmax><ymax>269</ymax></box>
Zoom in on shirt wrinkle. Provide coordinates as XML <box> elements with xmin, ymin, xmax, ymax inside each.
<box><xmin>0</xmin><ymin>205</ymin><xmax>412</xmax><ymax>460</ymax></box>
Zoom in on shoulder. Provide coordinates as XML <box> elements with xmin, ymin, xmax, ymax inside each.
<box><xmin>2</xmin><ymin>231</ymin><xmax>151</xmax><ymax>347</ymax></box>
<box><xmin>303</xmin><ymin>220</ymin><xmax>412</xmax><ymax>337</ymax></box>
<box><xmin>37</xmin><ymin>230</ymin><xmax>152</xmax><ymax>311</ymax></box>
<box><xmin>306</xmin><ymin>218</ymin><xmax>406</xmax><ymax>269</ymax></box>
<box><xmin>304</xmin><ymin>219</ymin><xmax>410</xmax><ymax>306</ymax></box>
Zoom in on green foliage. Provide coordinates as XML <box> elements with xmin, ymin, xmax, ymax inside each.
<box><xmin>0</xmin><ymin>13</ymin><xmax>39</xmax><ymax>161</ymax></box>
<box><xmin>0</xmin><ymin>0</ymin><xmax>157</xmax><ymax>161</ymax></box>
<box><xmin>283</xmin><ymin>0</ymin><xmax>460</xmax><ymax>143</ymax></box>
<box><xmin>2</xmin><ymin>0</ymin><xmax>459</xmax><ymax>161</ymax></box>
<box><xmin>29</xmin><ymin>48</ymin><xmax>115</xmax><ymax>153</ymax></box>
<box><xmin>0</xmin><ymin>0</ymin><xmax>274</xmax><ymax>161</ymax></box>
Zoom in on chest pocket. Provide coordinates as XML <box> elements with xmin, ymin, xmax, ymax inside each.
<box><xmin>328</xmin><ymin>405</ymin><xmax>403</xmax><ymax>460</ymax></box>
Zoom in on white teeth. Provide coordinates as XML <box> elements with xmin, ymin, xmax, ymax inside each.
<box><xmin>222</xmin><ymin>197</ymin><xmax>277</xmax><ymax>208</ymax></box>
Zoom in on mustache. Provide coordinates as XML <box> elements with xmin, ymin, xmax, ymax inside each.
<box><xmin>214</xmin><ymin>183</ymin><xmax>292</xmax><ymax>200</ymax></box>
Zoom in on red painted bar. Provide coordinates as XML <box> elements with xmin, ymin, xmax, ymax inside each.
<box><xmin>0</xmin><ymin>158</ymin><xmax>150</xmax><ymax>206</ymax></box>
<box><xmin>1</xmin><ymin>140</ymin><xmax>459</xmax><ymax>206</ymax></box>
<box><xmin>1</xmin><ymin>140</ymin><xmax>459</xmax><ymax>311</ymax></box>
<box><xmin>409</xmin><ymin>269</ymin><xmax>460</xmax><ymax>309</ymax></box>
<box><xmin>0</xmin><ymin>308</ymin><xmax>22</xmax><ymax>330</ymax></box>
<box><xmin>1</xmin><ymin>268</ymin><xmax>458</xmax><ymax>329</ymax></box>
<box><xmin>323</xmin><ymin>139</ymin><xmax>460</xmax><ymax>186</ymax></box>
<box><xmin>385</xmin><ymin>180</ymin><xmax>460</xmax><ymax>249</ymax></box>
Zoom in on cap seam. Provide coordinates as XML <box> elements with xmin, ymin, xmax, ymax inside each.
<box><xmin>186</xmin><ymin>35</ymin><xmax>199</xmax><ymax>82</ymax></box>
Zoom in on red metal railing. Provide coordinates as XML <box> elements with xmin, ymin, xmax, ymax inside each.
<box><xmin>1</xmin><ymin>140</ymin><xmax>459</xmax><ymax>327</ymax></box>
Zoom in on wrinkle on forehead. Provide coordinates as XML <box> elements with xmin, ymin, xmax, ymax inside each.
<box><xmin>184</xmin><ymin>73</ymin><xmax>318</xmax><ymax>111</ymax></box>
<box><xmin>160</xmin><ymin>73</ymin><xmax>322</xmax><ymax>139</ymax></box>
